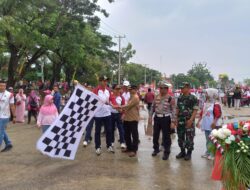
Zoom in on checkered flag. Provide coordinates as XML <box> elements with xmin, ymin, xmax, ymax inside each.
<box><xmin>36</xmin><ymin>84</ymin><xmax>103</xmax><ymax>160</ymax></box>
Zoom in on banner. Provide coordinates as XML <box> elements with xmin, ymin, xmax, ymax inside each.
<box><xmin>36</xmin><ymin>85</ymin><xmax>103</xmax><ymax>160</ymax></box>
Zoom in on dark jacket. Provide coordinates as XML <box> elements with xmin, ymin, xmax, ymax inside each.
<box><xmin>54</xmin><ymin>91</ymin><xmax>61</xmax><ymax>112</ymax></box>
<box><xmin>234</xmin><ymin>89</ymin><xmax>242</xmax><ymax>99</ymax></box>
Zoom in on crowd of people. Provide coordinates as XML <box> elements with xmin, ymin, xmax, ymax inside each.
<box><xmin>1</xmin><ymin>77</ymin><xmax>247</xmax><ymax>163</ymax></box>
<box><xmin>184</xmin><ymin>85</ymin><xmax>250</xmax><ymax>110</ymax></box>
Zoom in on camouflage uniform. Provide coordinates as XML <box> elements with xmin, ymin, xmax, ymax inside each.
<box><xmin>177</xmin><ymin>94</ymin><xmax>198</xmax><ymax>152</ymax></box>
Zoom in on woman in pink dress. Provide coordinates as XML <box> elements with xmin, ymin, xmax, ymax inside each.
<box><xmin>15</xmin><ymin>89</ymin><xmax>26</xmax><ymax>123</ymax></box>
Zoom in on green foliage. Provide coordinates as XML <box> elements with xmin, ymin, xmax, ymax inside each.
<box><xmin>209</xmin><ymin>80</ymin><xmax>218</xmax><ymax>88</ymax></box>
<box><xmin>187</xmin><ymin>62</ymin><xmax>214</xmax><ymax>86</ymax></box>
<box><xmin>122</xmin><ymin>63</ymin><xmax>161</xmax><ymax>85</ymax></box>
<box><xmin>170</xmin><ymin>63</ymin><xmax>217</xmax><ymax>89</ymax></box>
<box><xmin>244</xmin><ymin>78</ymin><xmax>250</xmax><ymax>86</ymax></box>
<box><xmin>0</xmin><ymin>53</ymin><xmax>8</xmax><ymax>73</ymax></box>
<box><xmin>221</xmin><ymin>140</ymin><xmax>250</xmax><ymax>190</ymax></box>
<box><xmin>170</xmin><ymin>73</ymin><xmax>200</xmax><ymax>89</ymax></box>
<box><xmin>219</xmin><ymin>74</ymin><xmax>230</xmax><ymax>89</ymax></box>
<box><xmin>24</xmin><ymin>68</ymin><xmax>40</xmax><ymax>82</ymax></box>
<box><xmin>0</xmin><ymin>0</ymin><xmax>116</xmax><ymax>86</ymax></box>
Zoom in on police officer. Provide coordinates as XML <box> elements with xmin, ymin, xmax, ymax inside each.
<box><xmin>149</xmin><ymin>81</ymin><xmax>176</xmax><ymax>160</ymax></box>
<box><xmin>176</xmin><ymin>82</ymin><xmax>199</xmax><ymax>161</ymax></box>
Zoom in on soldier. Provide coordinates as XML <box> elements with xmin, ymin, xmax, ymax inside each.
<box><xmin>149</xmin><ymin>81</ymin><xmax>176</xmax><ymax>160</ymax></box>
<box><xmin>176</xmin><ymin>82</ymin><xmax>199</xmax><ymax>161</ymax></box>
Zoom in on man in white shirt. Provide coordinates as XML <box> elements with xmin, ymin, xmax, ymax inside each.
<box><xmin>0</xmin><ymin>80</ymin><xmax>16</xmax><ymax>152</ymax></box>
<box><xmin>93</xmin><ymin>76</ymin><xmax>114</xmax><ymax>155</ymax></box>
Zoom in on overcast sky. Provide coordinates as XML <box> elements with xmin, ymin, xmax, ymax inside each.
<box><xmin>98</xmin><ymin>0</ymin><xmax>250</xmax><ymax>82</ymax></box>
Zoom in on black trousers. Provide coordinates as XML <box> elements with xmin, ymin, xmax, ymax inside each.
<box><xmin>147</xmin><ymin>103</ymin><xmax>152</xmax><ymax>111</ymax></box>
<box><xmin>227</xmin><ymin>97</ymin><xmax>232</xmax><ymax>108</ymax></box>
<box><xmin>28</xmin><ymin>110</ymin><xmax>37</xmax><ymax>124</ymax></box>
<box><xmin>153</xmin><ymin>116</ymin><xmax>171</xmax><ymax>154</ymax></box>
<box><xmin>123</xmin><ymin>121</ymin><xmax>139</xmax><ymax>152</ymax></box>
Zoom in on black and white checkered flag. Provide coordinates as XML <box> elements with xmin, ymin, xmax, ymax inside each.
<box><xmin>36</xmin><ymin>85</ymin><xmax>103</xmax><ymax>160</ymax></box>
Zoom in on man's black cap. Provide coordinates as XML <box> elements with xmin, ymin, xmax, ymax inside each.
<box><xmin>99</xmin><ymin>75</ymin><xmax>109</xmax><ymax>81</ymax></box>
<box><xmin>128</xmin><ymin>85</ymin><xmax>138</xmax><ymax>90</ymax></box>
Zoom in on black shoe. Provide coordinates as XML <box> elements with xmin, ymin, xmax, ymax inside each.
<box><xmin>184</xmin><ymin>151</ymin><xmax>192</xmax><ymax>161</ymax></box>
<box><xmin>151</xmin><ymin>150</ymin><xmax>160</xmax><ymax>157</ymax></box>
<box><xmin>1</xmin><ymin>144</ymin><xmax>13</xmax><ymax>152</ymax></box>
<box><xmin>162</xmin><ymin>153</ymin><xmax>170</xmax><ymax>160</ymax></box>
<box><xmin>176</xmin><ymin>150</ymin><xmax>186</xmax><ymax>159</ymax></box>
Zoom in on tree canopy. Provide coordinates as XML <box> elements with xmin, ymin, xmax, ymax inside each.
<box><xmin>187</xmin><ymin>62</ymin><xmax>214</xmax><ymax>86</ymax></box>
<box><xmin>244</xmin><ymin>78</ymin><xmax>250</xmax><ymax>86</ymax></box>
<box><xmin>171</xmin><ymin>62</ymin><xmax>216</xmax><ymax>89</ymax></box>
<box><xmin>0</xmin><ymin>0</ymin><xmax>120</xmax><ymax>87</ymax></box>
<box><xmin>122</xmin><ymin>63</ymin><xmax>162</xmax><ymax>85</ymax></box>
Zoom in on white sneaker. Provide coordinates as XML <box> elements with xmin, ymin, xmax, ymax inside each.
<box><xmin>83</xmin><ymin>141</ymin><xmax>88</xmax><ymax>147</ymax></box>
<box><xmin>201</xmin><ymin>154</ymin><xmax>209</xmax><ymax>159</ymax></box>
<box><xmin>107</xmin><ymin>146</ymin><xmax>115</xmax><ymax>153</ymax></box>
<box><xmin>120</xmin><ymin>143</ymin><xmax>126</xmax><ymax>149</ymax></box>
<box><xmin>96</xmin><ymin>148</ymin><xmax>101</xmax><ymax>155</ymax></box>
<box><xmin>111</xmin><ymin>142</ymin><xmax>114</xmax><ymax>147</ymax></box>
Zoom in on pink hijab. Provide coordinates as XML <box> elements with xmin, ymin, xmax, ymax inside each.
<box><xmin>40</xmin><ymin>95</ymin><xmax>58</xmax><ymax>115</ymax></box>
<box><xmin>18</xmin><ymin>88</ymin><xmax>24</xmax><ymax>95</ymax></box>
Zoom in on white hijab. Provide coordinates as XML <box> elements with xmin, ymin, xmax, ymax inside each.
<box><xmin>205</xmin><ymin>88</ymin><xmax>219</xmax><ymax>103</ymax></box>
<box><xmin>202</xmin><ymin>88</ymin><xmax>219</xmax><ymax>118</ymax></box>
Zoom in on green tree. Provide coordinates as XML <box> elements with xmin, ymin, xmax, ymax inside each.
<box><xmin>170</xmin><ymin>73</ymin><xmax>200</xmax><ymax>89</ymax></box>
<box><xmin>0</xmin><ymin>0</ymin><xmax>115</xmax><ymax>87</ymax></box>
<box><xmin>219</xmin><ymin>74</ymin><xmax>229</xmax><ymax>89</ymax></box>
<box><xmin>0</xmin><ymin>0</ymin><xmax>58</xmax><ymax>86</ymax></box>
<box><xmin>244</xmin><ymin>78</ymin><xmax>250</xmax><ymax>86</ymax></box>
<box><xmin>107</xmin><ymin>43</ymin><xmax>136</xmax><ymax>84</ymax></box>
<box><xmin>187</xmin><ymin>62</ymin><xmax>214</xmax><ymax>86</ymax></box>
<box><xmin>123</xmin><ymin>63</ymin><xmax>161</xmax><ymax>85</ymax></box>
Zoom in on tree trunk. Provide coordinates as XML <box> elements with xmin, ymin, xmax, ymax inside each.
<box><xmin>7</xmin><ymin>48</ymin><xmax>19</xmax><ymax>87</ymax></box>
<box><xmin>6</xmin><ymin>31</ymin><xmax>20</xmax><ymax>87</ymax></box>
<box><xmin>19</xmin><ymin>49</ymin><xmax>46</xmax><ymax>80</ymax></box>
<box><xmin>65</xmin><ymin>66</ymin><xmax>73</xmax><ymax>88</ymax></box>
<box><xmin>50</xmin><ymin>61</ymin><xmax>62</xmax><ymax>88</ymax></box>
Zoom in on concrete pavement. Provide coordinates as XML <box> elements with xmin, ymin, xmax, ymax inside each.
<box><xmin>1</xmin><ymin>106</ymin><xmax>249</xmax><ymax>190</ymax></box>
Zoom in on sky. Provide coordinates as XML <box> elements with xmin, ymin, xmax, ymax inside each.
<box><xmin>97</xmin><ymin>0</ymin><xmax>250</xmax><ymax>83</ymax></box>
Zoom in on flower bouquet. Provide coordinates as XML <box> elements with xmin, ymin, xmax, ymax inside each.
<box><xmin>209</xmin><ymin>121</ymin><xmax>250</xmax><ymax>190</ymax></box>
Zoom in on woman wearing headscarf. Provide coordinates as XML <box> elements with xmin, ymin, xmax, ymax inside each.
<box><xmin>196</xmin><ymin>88</ymin><xmax>222</xmax><ymax>160</ymax></box>
<box><xmin>37</xmin><ymin>95</ymin><xmax>58</xmax><ymax>133</ymax></box>
<box><xmin>15</xmin><ymin>89</ymin><xmax>26</xmax><ymax>123</ymax></box>
<box><xmin>27</xmin><ymin>90</ymin><xmax>39</xmax><ymax>124</ymax></box>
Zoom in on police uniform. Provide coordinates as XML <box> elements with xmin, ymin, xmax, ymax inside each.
<box><xmin>176</xmin><ymin>82</ymin><xmax>198</xmax><ymax>160</ymax></box>
<box><xmin>150</xmin><ymin>81</ymin><xmax>176</xmax><ymax>160</ymax></box>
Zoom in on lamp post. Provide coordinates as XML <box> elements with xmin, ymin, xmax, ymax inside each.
<box><xmin>115</xmin><ymin>35</ymin><xmax>125</xmax><ymax>85</ymax></box>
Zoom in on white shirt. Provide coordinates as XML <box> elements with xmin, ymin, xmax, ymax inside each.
<box><xmin>94</xmin><ymin>88</ymin><xmax>111</xmax><ymax>117</ymax></box>
<box><xmin>122</xmin><ymin>91</ymin><xmax>130</xmax><ymax>105</ymax></box>
<box><xmin>245</xmin><ymin>91</ymin><xmax>250</xmax><ymax>97</ymax></box>
<box><xmin>0</xmin><ymin>90</ymin><xmax>14</xmax><ymax>118</ymax></box>
<box><xmin>110</xmin><ymin>96</ymin><xmax>123</xmax><ymax>113</ymax></box>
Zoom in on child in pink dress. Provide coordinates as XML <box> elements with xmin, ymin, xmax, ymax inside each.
<box><xmin>37</xmin><ymin>95</ymin><xmax>58</xmax><ymax>133</ymax></box>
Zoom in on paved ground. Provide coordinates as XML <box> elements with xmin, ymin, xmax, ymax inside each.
<box><xmin>0</xmin><ymin>106</ymin><xmax>249</xmax><ymax>190</ymax></box>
